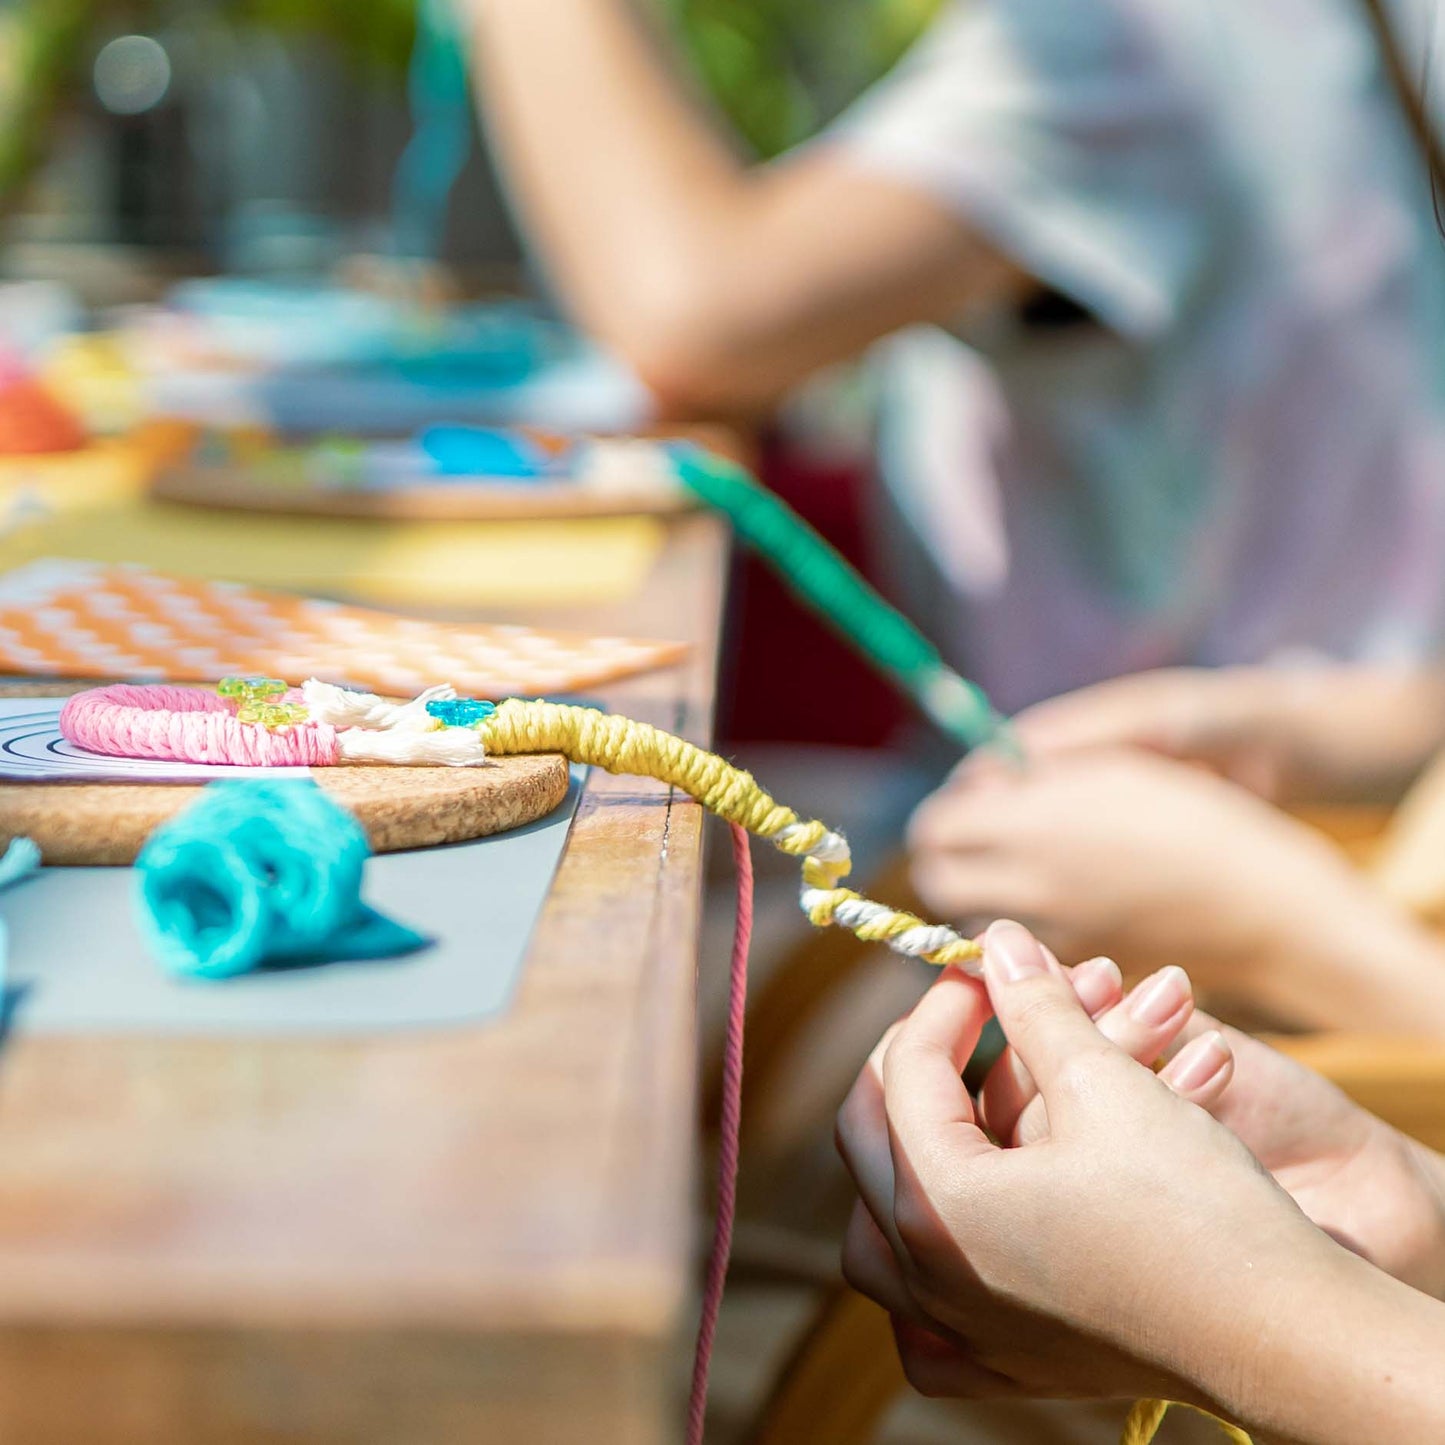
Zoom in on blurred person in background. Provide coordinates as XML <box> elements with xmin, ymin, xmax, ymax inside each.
<box><xmin>459</xmin><ymin>0</ymin><xmax>1445</xmax><ymax>1032</ymax></box>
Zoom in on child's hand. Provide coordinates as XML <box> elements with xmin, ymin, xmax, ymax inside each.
<box><xmin>979</xmin><ymin>961</ymin><xmax>1232</xmax><ymax>1148</ymax></box>
<box><xmin>909</xmin><ymin>749</ymin><xmax>1356</xmax><ymax>1006</ymax></box>
<box><xmin>1006</xmin><ymin>666</ymin><xmax>1294</xmax><ymax>799</ymax></box>
<box><xmin>906</xmin><ymin>748</ymin><xmax>1445</xmax><ymax>1033</ymax></box>
<box><xmin>999</xmin><ymin>665</ymin><xmax>1445</xmax><ymax>807</ymax></box>
<box><xmin>835</xmin><ymin>922</ymin><xmax>1328</xmax><ymax>1407</ymax></box>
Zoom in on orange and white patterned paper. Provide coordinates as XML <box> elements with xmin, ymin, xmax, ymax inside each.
<box><xmin>0</xmin><ymin>559</ymin><xmax>687</xmax><ymax>696</ymax></box>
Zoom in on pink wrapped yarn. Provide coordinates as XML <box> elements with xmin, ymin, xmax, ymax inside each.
<box><xmin>59</xmin><ymin>684</ymin><xmax>341</xmax><ymax>767</ymax></box>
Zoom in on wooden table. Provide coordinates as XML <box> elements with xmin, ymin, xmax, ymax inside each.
<box><xmin>0</xmin><ymin>511</ymin><xmax>730</xmax><ymax>1445</ymax></box>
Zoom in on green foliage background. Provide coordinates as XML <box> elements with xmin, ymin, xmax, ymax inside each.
<box><xmin>656</xmin><ymin>0</ymin><xmax>942</xmax><ymax>156</ymax></box>
<box><xmin>0</xmin><ymin>0</ymin><xmax>942</xmax><ymax>208</ymax></box>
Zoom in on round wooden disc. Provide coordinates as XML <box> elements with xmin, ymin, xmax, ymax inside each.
<box><xmin>0</xmin><ymin>755</ymin><xmax>571</xmax><ymax>866</ymax></box>
<box><xmin>153</xmin><ymin>461</ymin><xmax>696</xmax><ymax>521</ymax></box>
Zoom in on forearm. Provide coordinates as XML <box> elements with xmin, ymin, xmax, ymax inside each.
<box><xmin>463</xmin><ymin>0</ymin><xmax>743</xmax><ymax>340</ymax></box>
<box><xmin>1405</xmin><ymin>1142</ymin><xmax>1445</xmax><ymax>1300</ymax></box>
<box><xmin>460</xmin><ymin>0</ymin><xmax>1019</xmax><ymax>412</ymax></box>
<box><xmin>1197</xmin><ymin>1241</ymin><xmax>1445</xmax><ymax>1444</ymax></box>
<box><xmin>1249</xmin><ymin>855</ymin><xmax>1445</xmax><ymax>1036</ymax></box>
<box><xmin>1258</xmin><ymin>667</ymin><xmax>1445</xmax><ymax>807</ymax></box>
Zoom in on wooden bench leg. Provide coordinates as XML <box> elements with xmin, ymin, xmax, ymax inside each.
<box><xmin>740</xmin><ymin>1285</ymin><xmax>903</xmax><ymax>1445</ymax></box>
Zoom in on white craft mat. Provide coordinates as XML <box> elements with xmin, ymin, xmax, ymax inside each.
<box><xmin>3</xmin><ymin>770</ymin><xmax>584</xmax><ymax>1034</ymax></box>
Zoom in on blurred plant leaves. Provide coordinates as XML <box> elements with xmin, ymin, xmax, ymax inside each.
<box><xmin>0</xmin><ymin>0</ymin><xmax>941</xmax><ymax>210</ymax></box>
<box><xmin>656</xmin><ymin>0</ymin><xmax>944</xmax><ymax>156</ymax></box>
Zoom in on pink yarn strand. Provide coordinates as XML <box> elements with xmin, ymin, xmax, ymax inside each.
<box><xmin>687</xmin><ymin>821</ymin><xmax>754</xmax><ymax>1445</ymax></box>
<box><xmin>59</xmin><ymin>684</ymin><xmax>339</xmax><ymax>767</ymax></box>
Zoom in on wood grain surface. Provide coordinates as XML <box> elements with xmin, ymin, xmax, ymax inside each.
<box><xmin>1</xmin><ymin>753</ymin><xmax>570</xmax><ymax>866</ymax></box>
<box><xmin>0</xmin><ymin>511</ymin><xmax>730</xmax><ymax>1445</ymax></box>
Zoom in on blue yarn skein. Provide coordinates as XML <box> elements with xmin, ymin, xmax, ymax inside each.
<box><xmin>136</xmin><ymin>780</ymin><xmax>428</xmax><ymax>981</ymax></box>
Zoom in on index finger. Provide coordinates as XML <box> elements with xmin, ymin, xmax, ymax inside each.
<box><xmin>881</xmin><ymin>966</ymin><xmax>995</xmax><ymax>1170</ymax></box>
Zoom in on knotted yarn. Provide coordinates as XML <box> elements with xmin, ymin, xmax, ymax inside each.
<box><xmin>135</xmin><ymin>779</ymin><xmax>428</xmax><ymax>979</ymax></box>
<box><xmin>473</xmin><ymin>698</ymin><xmax>985</xmax><ymax>972</ymax></box>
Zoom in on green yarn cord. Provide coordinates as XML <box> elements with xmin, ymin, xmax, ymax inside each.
<box><xmin>672</xmin><ymin>448</ymin><xmax>1015</xmax><ymax>753</ymax></box>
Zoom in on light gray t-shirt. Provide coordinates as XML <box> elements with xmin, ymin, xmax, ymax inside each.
<box><xmin>828</xmin><ymin>0</ymin><xmax>1445</xmax><ymax>710</ymax></box>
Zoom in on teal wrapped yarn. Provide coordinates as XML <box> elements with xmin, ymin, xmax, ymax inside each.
<box><xmin>669</xmin><ymin>446</ymin><xmax>1017</xmax><ymax>755</ymax></box>
<box><xmin>136</xmin><ymin>780</ymin><xmax>428</xmax><ymax>980</ymax></box>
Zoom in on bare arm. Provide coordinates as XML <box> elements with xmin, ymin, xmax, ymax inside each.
<box><xmin>1224</xmin><ymin>1249</ymin><xmax>1445</xmax><ymax>1445</ymax></box>
<box><xmin>462</xmin><ymin>0</ymin><xmax>1026</xmax><ymax>414</ymax></box>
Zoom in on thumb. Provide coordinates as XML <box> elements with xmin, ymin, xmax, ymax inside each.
<box><xmin>983</xmin><ymin>920</ymin><xmax>1120</xmax><ymax>1109</ymax></box>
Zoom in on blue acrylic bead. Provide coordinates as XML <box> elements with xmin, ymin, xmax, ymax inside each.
<box><xmin>426</xmin><ymin>697</ymin><xmax>497</xmax><ymax>728</ymax></box>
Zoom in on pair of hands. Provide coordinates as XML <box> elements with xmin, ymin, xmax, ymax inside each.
<box><xmin>836</xmin><ymin>922</ymin><xmax>1445</xmax><ymax>1413</ymax></box>
<box><xmin>908</xmin><ymin>668</ymin><xmax>1445</xmax><ymax>1029</ymax></box>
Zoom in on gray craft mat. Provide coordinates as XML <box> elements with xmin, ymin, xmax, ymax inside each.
<box><xmin>4</xmin><ymin>771</ymin><xmax>584</xmax><ymax>1035</ymax></box>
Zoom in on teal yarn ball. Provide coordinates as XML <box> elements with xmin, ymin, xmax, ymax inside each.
<box><xmin>135</xmin><ymin>779</ymin><xmax>375</xmax><ymax>980</ymax></box>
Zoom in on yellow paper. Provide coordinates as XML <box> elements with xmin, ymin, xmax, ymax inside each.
<box><xmin>0</xmin><ymin>437</ymin><xmax>155</xmax><ymax>516</ymax></box>
<box><xmin>0</xmin><ymin>498</ymin><xmax>664</xmax><ymax>607</ymax></box>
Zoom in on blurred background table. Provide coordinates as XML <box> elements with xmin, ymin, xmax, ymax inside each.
<box><xmin>0</xmin><ymin>496</ymin><xmax>728</xmax><ymax>1445</ymax></box>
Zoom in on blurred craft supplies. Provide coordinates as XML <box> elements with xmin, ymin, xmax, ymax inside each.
<box><xmin>114</xmin><ymin>281</ymin><xmax>650</xmax><ymax>436</ymax></box>
<box><xmin>151</xmin><ymin>423</ymin><xmax>695</xmax><ymax>521</ymax></box>
<box><xmin>0</xmin><ymin>559</ymin><xmax>687</xmax><ymax>696</ymax></box>
<box><xmin>0</xmin><ymin>345</ymin><xmax>86</xmax><ymax>456</ymax></box>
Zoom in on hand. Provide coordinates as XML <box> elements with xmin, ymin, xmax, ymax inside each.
<box><xmin>1003</xmin><ymin>665</ymin><xmax>1445</xmax><ymax>807</ymax></box>
<box><xmin>1171</xmin><ymin>1016</ymin><xmax>1445</xmax><ymax>1300</ymax></box>
<box><xmin>835</xmin><ymin>922</ymin><xmax>1330</xmax><ymax>1408</ymax></box>
<box><xmin>882</xmin><ymin>958</ymin><xmax>1236</xmax><ymax>1395</ymax></box>
<box><xmin>1008</xmin><ymin>667</ymin><xmax>1295</xmax><ymax>799</ymax></box>
<box><xmin>909</xmin><ymin>748</ymin><xmax>1369</xmax><ymax>1012</ymax></box>
<box><xmin>988</xmin><ymin>977</ymin><xmax>1445</xmax><ymax>1300</ymax></box>
<box><xmin>908</xmin><ymin>747</ymin><xmax>1445</xmax><ymax>1033</ymax></box>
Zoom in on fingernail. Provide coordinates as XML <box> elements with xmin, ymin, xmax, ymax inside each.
<box><xmin>985</xmin><ymin>920</ymin><xmax>1048</xmax><ymax>981</ymax></box>
<box><xmin>1128</xmin><ymin>965</ymin><xmax>1190</xmax><ymax>1027</ymax></box>
<box><xmin>1073</xmin><ymin>956</ymin><xmax>1123</xmax><ymax>1013</ymax></box>
<box><xmin>1170</xmin><ymin>1031</ymin><xmax>1231</xmax><ymax>1092</ymax></box>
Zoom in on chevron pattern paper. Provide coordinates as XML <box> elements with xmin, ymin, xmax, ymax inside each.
<box><xmin>0</xmin><ymin>559</ymin><xmax>686</xmax><ymax>696</ymax></box>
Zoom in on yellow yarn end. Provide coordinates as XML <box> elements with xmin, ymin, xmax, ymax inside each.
<box><xmin>802</xmin><ymin>855</ymin><xmax>847</xmax><ymax>889</ymax></box>
<box><xmin>1122</xmin><ymin>1401</ymin><xmax>1171</xmax><ymax>1445</ymax></box>
<box><xmin>1123</xmin><ymin>1401</ymin><xmax>1252</xmax><ymax>1444</ymax></box>
<box><xmin>931</xmin><ymin>936</ymin><xmax>984</xmax><ymax>967</ymax></box>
